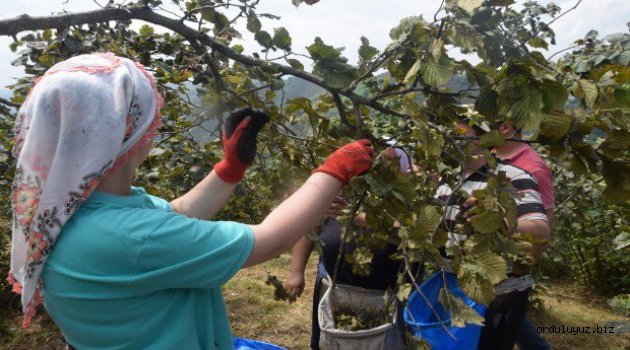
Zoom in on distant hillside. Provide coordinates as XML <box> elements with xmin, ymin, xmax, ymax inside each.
<box><xmin>184</xmin><ymin>74</ymin><xmax>475</xmax><ymax>142</ymax></box>
<box><xmin>281</xmin><ymin>76</ymin><xmax>326</xmax><ymax>101</ymax></box>
<box><xmin>279</xmin><ymin>73</ymin><xmax>476</xmax><ymax>102</ymax></box>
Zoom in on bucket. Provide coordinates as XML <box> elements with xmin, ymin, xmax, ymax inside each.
<box><xmin>403</xmin><ymin>272</ymin><xmax>486</xmax><ymax>350</ymax></box>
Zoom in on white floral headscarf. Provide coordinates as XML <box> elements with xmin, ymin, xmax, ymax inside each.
<box><xmin>8</xmin><ymin>53</ymin><xmax>163</xmax><ymax>327</ymax></box>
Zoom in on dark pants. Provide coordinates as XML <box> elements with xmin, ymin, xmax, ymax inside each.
<box><xmin>516</xmin><ymin>317</ymin><xmax>551</xmax><ymax>350</ymax></box>
<box><xmin>478</xmin><ymin>288</ymin><xmax>531</xmax><ymax>350</ymax></box>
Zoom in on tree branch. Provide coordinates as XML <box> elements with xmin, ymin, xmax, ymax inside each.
<box><xmin>0</xmin><ymin>97</ymin><xmax>19</xmax><ymax>108</ymax></box>
<box><xmin>0</xmin><ymin>7</ymin><xmax>330</xmax><ymax>93</ymax></box>
<box><xmin>0</xmin><ymin>6</ymin><xmax>456</xmax><ymax>144</ymax></box>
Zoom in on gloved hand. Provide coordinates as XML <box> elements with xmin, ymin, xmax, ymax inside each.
<box><xmin>312</xmin><ymin>139</ymin><xmax>374</xmax><ymax>184</ymax></box>
<box><xmin>214</xmin><ymin>108</ymin><xmax>270</xmax><ymax>183</ymax></box>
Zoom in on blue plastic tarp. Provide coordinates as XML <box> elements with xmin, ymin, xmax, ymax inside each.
<box><xmin>403</xmin><ymin>272</ymin><xmax>486</xmax><ymax>350</ymax></box>
<box><xmin>233</xmin><ymin>338</ymin><xmax>286</xmax><ymax>350</ymax></box>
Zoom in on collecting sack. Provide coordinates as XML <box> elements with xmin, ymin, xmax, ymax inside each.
<box><xmin>318</xmin><ymin>278</ymin><xmax>404</xmax><ymax>350</ymax></box>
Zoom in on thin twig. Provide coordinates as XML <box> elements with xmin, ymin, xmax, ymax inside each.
<box><xmin>548</xmin><ymin>44</ymin><xmax>582</xmax><ymax>61</ymax></box>
<box><xmin>332</xmin><ymin>190</ymin><xmax>368</xmax><ymax>284</ymax></box>
<box><xmin>434</xmin><ymin>0</ymin><xmax>446</xmax><ymax>23</ymax></box>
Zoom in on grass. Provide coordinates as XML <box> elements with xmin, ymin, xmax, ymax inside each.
<box><xmin>527</xmin><ymin>282</ymin><xmax>630</xmax><ymax>350</ymax></box>
<box><xmin>1</xmin><ymin>254</ymin><xmax>628</xmax><ymax>349</ymax></box>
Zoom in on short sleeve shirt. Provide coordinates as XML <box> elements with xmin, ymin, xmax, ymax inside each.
<box><xmin>500</xmin><ymin>144</ymin><xmax>555</xmax><ymax>210</ymax></box>
<box><xmin>436</xmin><ymin>162</ymin><xmax>548</xmax><ymax>248</ymax></box>
<box><xmin>41</xmin><ymin>187</ymin><xmax>254</xmax><ymax>350</ymax></box>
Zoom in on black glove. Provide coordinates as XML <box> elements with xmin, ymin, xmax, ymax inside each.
<box><xmin>224</xmin><ymin>107</ymin><xmax>270</xmax><ymax>165</ymax></box>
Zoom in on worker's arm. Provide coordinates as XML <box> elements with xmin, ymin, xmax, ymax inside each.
<box><xmin>517</xmin><ymin>218</ymin><xmax>551</xmax><ymax>261</ymax></box>
<box><xmin>171</xmin><ymin>171</ymin><xmax>238</xmax><ymax>221</ymax></box>
<box><xmin>463</xmin><ymin>198</ymin><xmax>551</xmax><ymax>261</ymax></box>
<box><xmin>285</xmin><ymin>236</ymin><xmax>315</xmax><ymax>302</ymax></box>
<box><xmin>245</xmin><ymin>140</ymin><xmax>373</xmax><ymax>267</ymax></box>
<box><xmin>171</xmin><ymin>109</ymin><xmax>268</xmax><ymax>220</ymax></box>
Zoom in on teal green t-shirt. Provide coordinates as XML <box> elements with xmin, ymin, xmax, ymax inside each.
<box><xmin>41</xmin><ymin>187</ymin><xmax>255</xmax><ymax>350</ymax></box>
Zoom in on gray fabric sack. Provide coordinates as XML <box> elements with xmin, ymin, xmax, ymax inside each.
<box><xmin>318</xmin><ymin>278</ymin><xmax>404</xmax><ymax>350</ymax></box>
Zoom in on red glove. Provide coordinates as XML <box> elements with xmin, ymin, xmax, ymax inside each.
<box><xmin>214</xmin><ymin>108</ymin><xmax>269</xmax><ymax>183</ymax></box>
<box><xmin>312</xmin><ymin>140</ymin><xmax>374</xmax><ymax>184</ymax></box>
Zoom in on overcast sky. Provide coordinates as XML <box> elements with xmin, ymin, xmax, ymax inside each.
<box><xmin>0</xmin><ymin>0</ymin><xmax>628</xmax><ymax>89</ymax></box>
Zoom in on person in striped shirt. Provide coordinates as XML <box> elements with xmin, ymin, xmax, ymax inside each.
<box><xmin>436</xmin><ymin>118</ymin><xmax>551</xmax><ymax>350</ymax></box>
<box><xmin>492</xmin><ymin>121</ymin><xmax>554</xmax><ymax>350</ymax></box>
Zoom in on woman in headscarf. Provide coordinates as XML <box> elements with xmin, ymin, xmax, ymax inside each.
<box><xmin>8</xmin><ymin>53</ymin><xmax>374</xmax><ymax>349</ymax></box>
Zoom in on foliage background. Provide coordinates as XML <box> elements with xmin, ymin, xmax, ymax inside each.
<box><xmin>0</xmin><ymin>0</ymin><xmax>628</xmax><ymax>345</ymax></box>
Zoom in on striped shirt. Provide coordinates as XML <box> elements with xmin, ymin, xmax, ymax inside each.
<box><xmin>436</xmin><ymin>161</ymin><xmax>548</xmax><ymax>256</ymax></box>
<box><xmin>436</xmin><ymin>161</ymin><xmax>548</xmax><ymax>293</ymax></box>
<box><xmin>499</xmin><ymin>144</ymin><xmax>555</xmax><ymax>210</ymax></box>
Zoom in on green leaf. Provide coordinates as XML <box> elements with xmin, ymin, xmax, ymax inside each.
<box><xmin>471</xmin><ymin>210</ymin><xmax>503</xmax><ymax>233</ymax></box>
<box><xmin>479</xmin><ymin>130</ymin><xmax>505</xmax><ymax>148</ymax></box>
<box><xmin>527</xmin><ymin>37</ymin><xmax>548</xmax><ymax>49</ymax></box>
<box><xmin>411</xmin><ymin>206</ymin><xmax>442</xmax><ymax>241</ymax></box>
<box><xmin>500</xmin><ymin>87</ymin><xmax>544</xmax><ymax>130</ymax></box>
<box><xmin>431</xmin><ymin>38</ymin><xmax>443</xmax><ymax>62</ymax></box>
<box><xmin>38</xmin><ymin>52</ymin><xmax>55</xmax><ymax>67</ymax></box>
<box><xmin>348</xmin><ymin>246</ymin><xmax>373</xmax><ymax>276</ymax></box>
<box><xmin>270</xmin><ymin>79</ymin><xmax>285</xmax><ymax>90</ymax></box>
<box><xmin>614</xmin><ymin>84</ymin><xmax>630</xmax><ymax>107</ymax></box>
<box><xmin>396</xmin><ymin>283</ymin><xmax>412</xmax><ymax>302</ymax></box>
<box><xmin>439</xmin><ymin>288</ymin><xmax>485</xmax><ymax>327</ymax></box>
<box><xmin>286</xmin><ymin>58</ymin><xmax>304</xmax><ymax>71</ymax></box>
<box><xmin>246</xmin><ymin>10</ymin><xmax>262</xmax><ymax>33</ymax></box>
<box><xmin>313</xmin><ymin>60</ymin><xmax>357</xmax><ymax>89</ymax></box>
<box><xmin>210</xmin><ymin>12</ymin><xmax>229</xmax><ymax>32</ymax></box>
<box><xmin>497</xmin><ymin>75</ymin><xmax>527</xmax><ymax>99</ymax></box>
<box><xmin>460</xmin><ymin>273</ymin><xmax>496</xmax><ymax>305</ymax></box>
<box><xmin>153</xmin><ymin>61</ymin><xmax>172</xmax><ymax>75</ymax></box>
<box><xmin>464</xmin><ymin>233</ymin><xmax>493</xmax><ymax>256</ymax></box>
<box><xmin>422</xmin><ymin>56</ymin><xmax>453</xmax><ymax>87</ymax></box>
<box><xmin>42</xmin><ymin>29</ymin><xmax>52</xmax><ymax>41</ymax></box>
<box><xmin>606</xmin><ymin>130</ymin><xmax>630</xmax><ymax>150</ymax></box>
<box><xmin>255</xmin><ymin>30</ymin><xmax>273</xmax><ymax>49</ymax></box>
<box><xmin>487</xmin><ymin>0</ymin><xmax>515</xmax><ymax>6</ymax></box>
<box><xmin>9</xmin><ymin>41</ymin><xmax>20</xmax><ymax>53</ymax></box>
<box><xmin>432</xmin><ymin>228</ymin><xmax>449</xmax><ymax>248</ymax></box>
<box><xmin>475</xmin><ymin>89</ymin><xmax>499</xmax><ymax>119</ymax></box>
<box><xmin>540</xmin><ymin>80</ymin><xmax>568</xmax><ymax>113</ymax></box>
<box><xmin>404</xmin><ymin>59</ymin><xmax>422</xmax><ymax>84</ymax></box>
<box><xmin>451</xmin><ymin>22</ymin><xmax>478</xmax><ymax>51</ymax></box>
<box><xmin>457</xmin><ymin>0</ymin><xmax>484</xmax><ymax>15</ymax></box>
<box><xmin>571</xmin><ymin>58</ymin><xmax>592</xmax><ymax>73</ymax></box>
<box><xmin>472</xmin><ymin>251</ymin><xmax>507</xmax><ymax>284</ymax></box>
<box><xmin>539</xmin><ymin>113</ymin><xmax>572</xmax><ymax>139</ymax></box>
<box><xmin>139</xmin><ymin>24</ymin><xmax>155</xmax><ymax>38</ymax></box>
<box><xmin>613</xmin><ymin>232</ymin><xmax>630</xmax><ymax>250</ymax></box>
<box><xmin>579</xmin><ymin>79</ymin><xmax>598</xmax><ymax>108</ymax></box>
<box><xmin>272</xmin><ymin>27</ymin><xmax>292</xmax><ymax>51</ymax></box>
<box><xmin>307</xmin><ymin>37</ymin><xmax>340</xmax><ymax>60</ymax></box>
<box><xmin>389</xmin><ymin>16</ymin><xmax>426</xmax><ymax>40</ymax></box>
<box><xmin>358</xmin><ymin>37</ymin><xmax>378</xmax><ymax>61</ymax></box>
<box><xmin>449</xmin><ymin>21</ymin><xmax>476</xmax><ymax>51</ymax></box>
<box><xmin>292</xmin><ymin>0</ymin><xmax>320</xmax><ymax>6</ymax></box>
<box><xmin>401</xmin><ymin>92</ymin><xmax>423</xmax><ymax>119</ymax></box>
